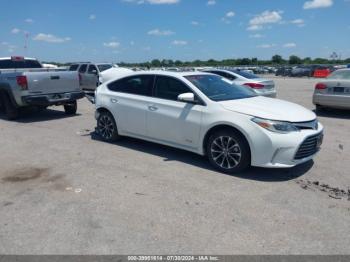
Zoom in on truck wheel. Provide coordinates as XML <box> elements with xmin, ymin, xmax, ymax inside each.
<box><xmin>3</xmin><ymin>93</ymin><xmax>19</xmax><ymax>120</ymax></box>
<box><xmin>64</xmin><ymin>101</ymin><xmax>77</xmax><ymax>115</ymax></box>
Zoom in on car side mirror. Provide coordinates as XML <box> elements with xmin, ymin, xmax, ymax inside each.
<box><xmin>178</xmin><ymin>93</ymin><xmax>195</xmax><ymax>103</ymax></box>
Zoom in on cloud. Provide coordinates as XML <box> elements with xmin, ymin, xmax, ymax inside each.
<box><xmin>226</xmin><ymin>11</ymin><xmax>235</xmax><ymax>17</ymax></box>
<box><xmin>291</xmin><ymin>19</ymin><xmax>305</xmax><ymax>27</ymax></box>
<box><xmin>191</xmin><ymin>21</ymin><xmax>199</xmax><ymax>26</ymax></box>
<box><xmin>89</xmin><ymin>14</ymin><xmax>96</xmax><ymax>20</ymax></box>
<box><xmin>303</xmin><ymin>0</ymin><xmax>333</xmax><ymax>9</ymax></box>
<box><xmin>11</xmin><ymin>28</ymin><xmax>20</xmax><ymax>34</ymax></box>
<box><xmin>257</xmin><ymin>44</ymin><xmax>276</xmax><ymax>48</ymax></box>
<box><xmin>222</xmin><ymin>11</ymin><xmax>235</xmax><ymax>23</ymax></box>
<box><xmin>172</xmin><ymin>40</ymin><xmax>187</xmax><ymax>46</ymax></box>
<box><xmin>148</xmin><ymin>29</ymin><xmax>175</xmax><ymax>36</ymax></box>
<box><xmin>122</xmin><ymin>0</ymin><xmax>180</xmax><ymax>4</ymax></box>
<box><xmin>249</xmin><ymin>34</ymin><xmax>264</xmax><ymax>38</ymax></box>
<box><xmin>33</xmin><ymin>33</ymin><xmax>71</xmax><ymax>43</ymax></box>
<box><xmin>207</xmin><ymin>0</ymin><xmax>216</xmax><ymax>5</ymax></box>
<box><xmin>249</xmin><ymin>10</ymin><xmax>283</xmax><ymax>26</ymax></box>
<box><xmin>25</xmin><ymin>18</ymin><xmax>34</xmax><ymax>23</ymax></box>
<box><xmin>247</xmin><ymin>25</ymin><xmax>263</xmax><ymax>31</ymax></box>
<box><xmin>283</xmin><ymin>42</ymin><xmax>297</xmax><ymax>48</ymax></box>
<box><xmin>103</xmin><ymin>42</ymin><xmax>120</xmax><ymax>48</ymax></box>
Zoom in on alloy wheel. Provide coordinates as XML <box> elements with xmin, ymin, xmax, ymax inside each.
<box><xmin>98</xmin><ymin>114</ymin><xmax>115</xmax><ymax>140</ymax></box>
<box><xmin>210</xmin><ymin>136</ymin><xmax>242</xmax><ymax>169</ymax></box>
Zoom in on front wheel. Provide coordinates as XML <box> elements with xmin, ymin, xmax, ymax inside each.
<box><xmin>64</xmin><ymin>101</ymin><xmax>77</xmax><ymax>115</ymax></box>
<box><xmin>97</xmin><ymin>111</ymin><xmax>120</xmax><ymax>142</ymax></box>
<box><xmin>207</xmin><ymin>129</ymin><xmax>251</xmax><ymax>174</ymax></box>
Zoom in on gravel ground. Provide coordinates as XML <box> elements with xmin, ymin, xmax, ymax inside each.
<box><xmin>0</xmin><ymin>76</ymin><xmax>349</xmax><ymax>254</ymax></box>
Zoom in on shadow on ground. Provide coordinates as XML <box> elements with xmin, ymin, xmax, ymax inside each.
<box><xmin>91</xmin><ymin>131</ymin><xmax>313</xmax><ymax>182</ymax></box>
<box><xmin>0</xmin><ymin>108</ymin><xmax>81</xmax><ymax>123</ymax></box>
<box><xmin>314</xmin><ymin>108</ymin><xmax>350</xmax><ymax>120</ymax></box>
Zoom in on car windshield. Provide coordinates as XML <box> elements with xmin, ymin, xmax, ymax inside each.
<box><xmin>97</xmin><ymin>64</ymin><xmax>113</xmax><ymax>72</ymax></box>
<box><xmin>328</xmin><ymin>70</ymin><xmax>350</xmax><ymax>80</ymax></box>
<box><xmin>185</xmin><ymin>74</ymin><xmax>257</xmax><ymax>102</ymax></box>
<box><xmin>230</xmin><ymin>70</ymin><xmax>259</xmax><ymax>79</ymax></box>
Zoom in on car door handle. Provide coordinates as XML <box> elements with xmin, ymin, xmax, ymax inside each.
<box><xmin>148</xmin><ymin>105</ymin><xmax>158</xmax><ymax>111</ymax></box>
<box><xmin>110</xmin><ymin>98</ymin><xmax>118</xmax><ymax>103</ymax></box>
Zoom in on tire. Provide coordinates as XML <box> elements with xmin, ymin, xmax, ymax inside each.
<box><xmin>315</xmin><ymin>104</ymin><xmax>325</xmax><ymax>113</ymax></box>
<box><xmin>2</xmin><ymin>93</ymin><xmax>19</xmax><ymax>120</ymax></box>
<box><xmin>97</xmin><ymin>111</ymin><xmax>120</xmax><ymax>142</ymax></box>
<box><xmin>64</xmin><ymin>101</ymin><xmax>77</xmax><ymax>115</ymax></box>
<box><xmin>206</xmin><ymin>129</ymin><xmax>251</xmax><ymax>174</ymax></box>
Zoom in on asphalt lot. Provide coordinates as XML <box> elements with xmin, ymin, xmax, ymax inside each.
<box><xmin>0</xmin><ymin>76</ymin><xmax>349</xmax><ymax>254</ymax></box>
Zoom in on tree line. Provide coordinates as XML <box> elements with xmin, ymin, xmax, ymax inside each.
<box><xmin>118</xmin><ymin>55</ymin><xmax>350</xmax><ymax>68</ymax></box>
<box><xmin>44</xmin><ymin>55</ymin><xmax>350</xmax><ymax>68</ymax></box>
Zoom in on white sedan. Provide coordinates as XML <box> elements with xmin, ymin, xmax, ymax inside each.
<box><xmin>95</xmin><ymin>71</ymin><xmax>323</xmax><ymax>173</ymax></box>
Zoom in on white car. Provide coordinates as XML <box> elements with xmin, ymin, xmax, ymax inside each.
<box><xmin>95</xmin><ymin>71</ymin><xmax>323</xmax><ymax>173</ymax></box>
<box><xmin>203</xmin><ymin>69</ymin><xmax>276</xmax><ymax>98</ymax></box>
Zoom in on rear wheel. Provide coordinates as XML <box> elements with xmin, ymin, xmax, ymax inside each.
<box><xmin>2</xmin><ymin>93</ymin><xmax>19</xmax><ymax>120</ymax></box>
<box><xmin>97</xmin><ymin>111</ymin><xmax>120</xmax><ymax>142</ymax></box>
<box><xmin>206</xmin><ymin>129</ymin><xmax>251</xmax><ymax>174</ymax></box>
<box><xmin>64</xmin><ymin>101</ymin><xmax>77</xmax><ymax>115</ymax></box>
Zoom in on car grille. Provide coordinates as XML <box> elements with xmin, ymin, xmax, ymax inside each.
<box><xmin>294</xmin><ymin>133</ymin><xmax>322</xmax><ymax>160</ymax></box>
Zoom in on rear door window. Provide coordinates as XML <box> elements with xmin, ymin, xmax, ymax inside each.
<box><xmin>108</xmin><ymin>75</ymin><xmax>154</xmax><ymax>96</ymax></box>
<box><xmin>79</xmin><ymin>64</ymin><xmax>88</xmax><ymax>73</ymax></box>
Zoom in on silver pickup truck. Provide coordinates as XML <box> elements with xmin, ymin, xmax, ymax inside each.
<box><xmin>0</xmin><ymin>56</ymin><xmax>84</xmax><ymax>120</ymax></box>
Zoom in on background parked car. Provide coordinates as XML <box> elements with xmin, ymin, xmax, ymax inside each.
<box><xmin>69</xmin><ymin>63</ymin><xmax>132</xmax><ymax>91</ymax></box>
<box><xmin>313</xmin><ymin>68</ymin><xmax>350</xmax><ymax>111</ymax></box>
<box><xmin>275</xmin><ymin>67</ymin><xmax>292</xmax><ymax>77</ymax></box>
<box><xmin>313</xmin><ymin>65</ymin><xmax>333</xmax><ymax>78</ymax></box>
<box><xmin>203</xmin><ymin>69</ymin><xmax>276</xmax><ymax>97</ymax></box>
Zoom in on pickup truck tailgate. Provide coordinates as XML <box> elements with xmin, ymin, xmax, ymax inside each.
<box><xmin>25</xmin><ymin>71</ymin><xmax>80</xmax><ymax>94</ymax></box>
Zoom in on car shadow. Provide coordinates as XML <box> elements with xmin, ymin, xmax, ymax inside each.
<box><xmin>313</xmin><ymin>109</ymin><xmax>350</xmax><ymax>119</ymax></box>
<box><xmin>91</xmin><ymin>131</ymin><xmax>312</xmax><ymax>182</ymax></box>
<box><xmin>0</xmin><ymin>108</ymin><xmax>81</xmax><ymax>123</ymax></box>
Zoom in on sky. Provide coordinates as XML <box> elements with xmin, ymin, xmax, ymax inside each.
<box><xmin>0</xmin><ymin>0</ymin><xmax>349</xmax><ymax>63</ymax></box>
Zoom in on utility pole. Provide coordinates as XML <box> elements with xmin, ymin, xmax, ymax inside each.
<box><xmin>24</xmin><ymin>32</ymin><xmax>29</xmax><ymax>56</ymax></box>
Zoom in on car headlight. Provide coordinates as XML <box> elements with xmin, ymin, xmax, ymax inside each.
<box><xmin>251</xmin><ymin>117</ymin><xmax>299</xmax><ymax>134</ymax></box>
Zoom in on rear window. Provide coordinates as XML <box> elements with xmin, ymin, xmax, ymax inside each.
<box><xmin>231</xmin><ymin>70</ymin><xmax>259</xmax><ymax>79</ymax></box>
<box><xmin>328</xmin><ymin>70</ymin><xmax>350</xmax><ymax>80</ymax></box>
<box><xmin>0</xmin><ymin>59</ymin><xmax>42</xmax><ymax>69</ymax></box>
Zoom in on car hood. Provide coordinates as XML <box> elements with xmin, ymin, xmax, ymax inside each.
<box><xmin>219</xmin><ymin>96</ymin><xmax>316</xmax><ymax>122</ymax></box>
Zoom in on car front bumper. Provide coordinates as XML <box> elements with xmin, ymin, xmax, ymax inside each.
<box><xmin>313</xmin><ymin>93</ymin><xmax>350</xmax><ymax>110</ymax></box>
<box><xmin>22</xmin><ymin>91</ymin><xmax>85</xmax><ymax>106</ymax></box>
<box><xmin>250</xmin><ymin>122</ymin><xmax>324</xmax><ymax>168</ymax></box>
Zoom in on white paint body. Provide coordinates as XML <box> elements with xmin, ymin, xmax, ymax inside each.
<box><xmin>95</xmin><ymin>71</ymin><xmax>323</xmax><ymax>168</ymax></box>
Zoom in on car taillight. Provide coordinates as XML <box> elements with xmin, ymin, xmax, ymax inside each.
<box><xmin>243</xmin><ymin>83</ymin><xmax>264</xmax><ymax>89</ymax></box>
<box><xmin>78</xmin><ymin>73</ymin><xmax>82</xmax><ymax>86</ymax></box>
<box><xmin>315</xmin><ymin>83</ymin><xmax>327</xmax><ymax>90</ymax></box>
<box><xmin>16</xmin><ymin>76</ymin><xmax>28</xmax><ymax>90</ymax></box>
